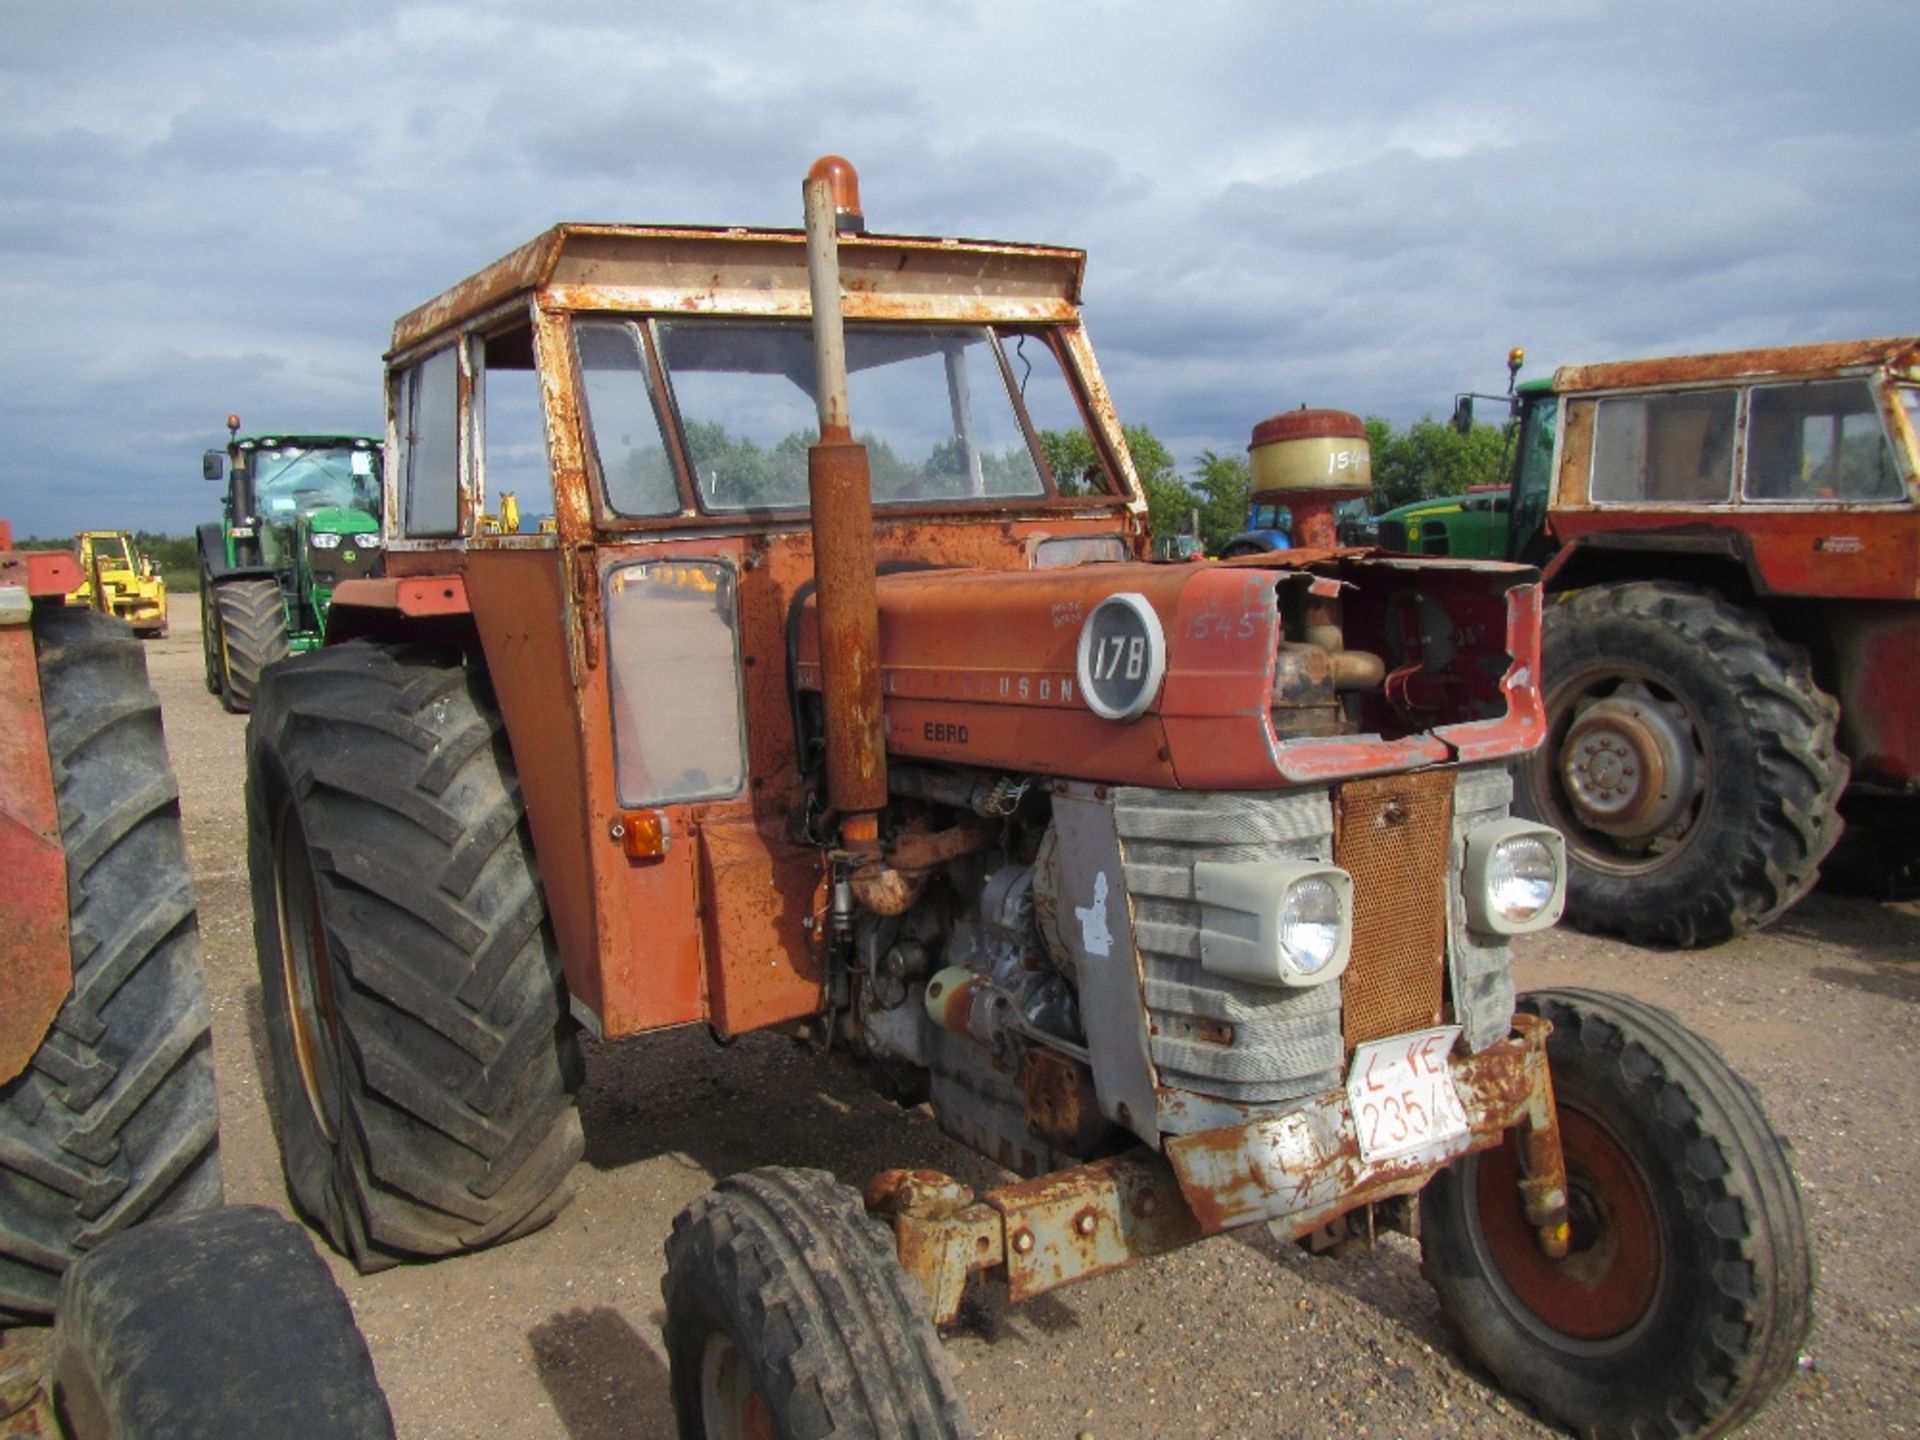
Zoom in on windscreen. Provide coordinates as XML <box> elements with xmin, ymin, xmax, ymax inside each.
<box><xmin>579</xmin><ymin>318</ymin><xmax>1089</xmax><ymax>515</ymax></box>
<box><xmin>255</xmin><ymin>445</ymin><xmax>383</xmax><ymax>521</ymax></box>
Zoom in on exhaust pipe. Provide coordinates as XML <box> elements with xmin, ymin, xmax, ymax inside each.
<box><xmin>803</xmin><ymin>156</ymin><xmax>886</xmax><ymax>857</ymax></box>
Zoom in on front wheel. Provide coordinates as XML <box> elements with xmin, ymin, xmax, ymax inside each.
<box><xmin>1420</xmin><ymin>989</ymin><xmax>1812</xmax><ymax>1440</ymax></box>
<box><xmin>211</xmin><ymin>577</ymin><xmax>290</xmax><ymax>713</ymax></box>
<box><xmin>663</xmin><ymin>1168</ymin><xmax>973</xmax><ymax>1439</ymax></box>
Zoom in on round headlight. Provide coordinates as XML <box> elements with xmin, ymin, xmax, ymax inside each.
<box><xmin>309</xmin><ymin>531</ymin><xmax>341</xmax><ymax>549</ymax></box>
<box><xmin>1488</xmin><ymin>836</ymin><xmax>1558</xmax><ymax>923</ymax></box>
<box><xmin>1076</xmin><ymin>593</ymin><xmax>1167</xmax><ymax>722</ymax></box>
<box><xmin>1280</xmin><ymin>876</ymin><xmax>1344</xmax><ymax>975</ymax></box>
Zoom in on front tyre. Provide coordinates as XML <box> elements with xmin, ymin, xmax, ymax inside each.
<box><xmin>1420</xmin><ymin>989</ymin><xmax>1812</xmax><ymax>1440</ymax></box>
<box><xmin>663</xmin><ymin>1168</ymin><xmax>973</xmax><ymax>1440</ymax></box>
<box><xmin>246</xmin><ymin>641</ymin><xmax>583</xmax><ymax>1271</ymax></box>
<box><xmin>1515</xmin><ymin>581</ymin><xmax>1845</xmax><ymax>947</ymax></box>
<box><xmin>211</xmin><ymin>577</ymin><xmax>290</xmax><ymax>713</ymax></box>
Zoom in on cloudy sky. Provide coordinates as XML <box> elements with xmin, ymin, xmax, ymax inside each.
<box><xmin>3</xmin><ymin>0</ymin><xmax>1913</xmax><ymax>538</ymax></box>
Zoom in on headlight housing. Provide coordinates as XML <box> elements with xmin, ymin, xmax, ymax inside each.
<box><xmin>1464</xmin><ymin>819</ymin><xmax>1567</xmax><ymax>934</ymax></box>
<box><xmin>1193</xmin><ymin>860</ymin><xmax>1353</xmax><ymax>987</ymax></box>
<box><xmin>309</xmin><ymin>531</ymin><xmax>342</xmax><ymax>550</ymax></box>
<box><xmin>353</xmin><ymin>533</ymin><xmax>381</xmax><ymax>548</ymax></box>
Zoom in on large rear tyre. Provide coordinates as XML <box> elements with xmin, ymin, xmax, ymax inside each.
<box><xmin>211</xmin><ymin>576</ymin><xmax>289</xmax><ymax>714</ymax></box>
<box><xmin>0</xmin><ymin>609</ymin><xmax>221</xmax><ymax>1323</ymax></box>
<box><xmin>245</xmin><ymin>641</ymin><xmax>583</xmax><ymax>1271</ymax></box>
<box><xmin>663</xmin><ymin>1167</ymin><xmax>973</xmax><ymax>1440</ymax></box>
<box><xmin>1420</xmin><ymin>989</ymin><xmax>1812</xmax><ymax>1440</ymax></box>
<box><xmin>51</xmin><ymin>1204</ymin><xmax>394</xmax><ymax>1439</ymax></box>
<box><xmin>1515</xmin><ymin>582</ymin><xmax>1845</xmax><ymax>947</ymax></box>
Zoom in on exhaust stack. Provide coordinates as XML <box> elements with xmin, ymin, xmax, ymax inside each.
<box><xmin>803</xmin><ymin>156</ymin><xmax>886</xmax><ymax>855</ymax></box>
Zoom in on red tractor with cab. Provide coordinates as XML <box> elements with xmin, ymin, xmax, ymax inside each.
<box><xmin>243</xmin><ymin>160</ymin><xmax>1811</xmax><ymax>1439</ymax></box>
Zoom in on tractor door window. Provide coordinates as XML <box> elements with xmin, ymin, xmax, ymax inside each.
<box><xmin>1507</xmin><ymin>395</ymin><xmax>1556</xmax><ymax>561</ymax></box>
<box><xmin>575</xmin><ymin>321</ymin><xmax>683</xmax><ymax>518</ymax></box>
<box><xmin>475</xmin><ymin>325</ymin><xmax>555</xmax><ymax>533</ymax></box>
<box><xmin>399</xmin><ymin>346</ymin><xmax>461</xmax><ymax>536</ymax></box>
<box><xmin>1745</xmin><ymin>378</ymin><xmax>1905</xmax><ymax>502</ymax></box>
<box><xmin>605</xmin><ymin>560</ymin><xmax>745</xmax><ymax>806</ymax></box>
<box><xmin>1590</xmin><ymin>389</ymin><xmax>1737</xmax><ymax>504</ymax></box>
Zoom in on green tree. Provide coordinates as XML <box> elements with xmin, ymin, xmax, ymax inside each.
<box><xmin>1367</xmin><ymin>416</ymin><xmax>1510</xmax><ymax>509</ymax></box>
<box><xmin>1191</xmin><ymin>449</ymin><xmax>1249</xmax><ymax>553</ymax></box>
<box><xmin>1038</xmin><ymin>424</ymin><xmax>1196</xmax><ymax>541</ymax></box>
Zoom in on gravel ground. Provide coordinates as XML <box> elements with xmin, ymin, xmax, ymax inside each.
<box><xmin>151</xmin><ymin>595</ymin><xmax>1917</xmax><ymax>1439</ymax></box>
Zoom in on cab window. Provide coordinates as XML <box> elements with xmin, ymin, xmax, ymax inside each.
<box><xmin>1745</xmin><ymin>378</ymin><xmax>1905</xmax><ymax>502</ymax></box>
<box><xmin>1590</xmin><ymin>388</ymin><xmax>1737</xmax><ymax>504</ymax></box>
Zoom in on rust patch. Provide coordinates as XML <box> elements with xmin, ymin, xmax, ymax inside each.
<box><xmin>1019</xmin><ymin>1049</ymin><xmax>1110</xmax><ymax>1153</ymax></box>
<box><xmin>986</xmin><ymin>1154</ymin><xmax>1202</xmax><ymax>1303</ymax></box>
<box><xmin>1553</xmin><ymin>336</ymin><xmax>1916</xmax><ymax>394</ymax></box>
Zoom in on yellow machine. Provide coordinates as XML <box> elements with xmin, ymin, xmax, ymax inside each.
<box><xmin>67</xmin><ymin>530</ymin><xmax>169</xmax><ymax>637</ymax></box>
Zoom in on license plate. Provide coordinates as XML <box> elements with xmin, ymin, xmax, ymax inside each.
<box><xmin>1346</xmin><ymin>1025</ymin><xmax>1471</xmax><ymax>1164</ymax></box>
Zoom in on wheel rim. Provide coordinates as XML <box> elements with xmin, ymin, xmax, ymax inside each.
<box><xmin>698</xmin><ymin>1332</ymin><xmax>776</xmax><ymax>1440</ymax></box>
<box><xmin>272</xmin><ymin>805</ymin><xmax>343</xmax><ymax>1142</ymax></box>
<box><xmin>1466</xmin><ymin>1109</ymin><xmax>1665</xmax><ymax>1349</ymax></box>
<box><xmin>1530</xmin><ymin>662</ymin><xmax>1709</xmax><ymax>877</ymax></box>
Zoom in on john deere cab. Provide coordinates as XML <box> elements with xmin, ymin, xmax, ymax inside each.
<box><xmin>198</xmin><ymin>422</ymin><xmax>383</xmax><ymax>712</ymax></box>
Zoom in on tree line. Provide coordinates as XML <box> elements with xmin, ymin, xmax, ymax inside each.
<box><xmin>18</xmin><ymin>413</ymin><xmax>1506</xmax><ymax>577</ymax></box>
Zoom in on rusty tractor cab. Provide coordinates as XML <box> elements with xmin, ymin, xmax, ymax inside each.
<box><xmin>245</xmin><ymin>160</ymin><xmax>1811</xmax><ymax>1439</ymax></box>
<box><xmin>1487</xmin><ymin>339</ymin><xmax>1920</xmax><ymax>940</ymax></box>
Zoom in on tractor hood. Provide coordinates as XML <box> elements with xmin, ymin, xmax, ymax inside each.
<box><xmin>303</xmin><ymin>507</ymin><xmax>380</xmax><ymax>536</ymax></box>
<box><xmin>795</xmin><ymin>554</ymin><xmax>1545</xmax><ymax>790</ymax></box>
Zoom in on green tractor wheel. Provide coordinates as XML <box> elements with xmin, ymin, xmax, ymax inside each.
<box><xmin>210</xmin><ymin>578</ymin><xmax>290</xmax><ymax>714</ymax></box>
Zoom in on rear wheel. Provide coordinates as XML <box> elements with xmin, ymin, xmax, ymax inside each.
<box><xmin>211</xmin><ymin>577</ymin><xmax>289</xmax><ymax>713</ymax></box>
<box><xmin>1515</xmin><ymin>582</ymin><xmax>1845</xmax><ymax>947</ymax></box>
<box><xmin>1421</xmin><ymin>989</ymin><xmax>1812</xmax><ymax>1439</ymax></box>
<box><xmin>51</xmin><ymin>1204</ymin><xmax>394</xmax><ymax>1439</ymax></box>
<box><xmin>0</xmin><ymin>608</ymin><xmax>221</xmax><ymax>1322</ymax></box>
<box><xmin>663</xmin><ymin>1168</ymin><xmax>973</xmax><ymax>1440</ymax></box>
<box><xmin>245</xmin><ymin>641</ymin><xmax>583</xmax><ymax>1270</ymax></box>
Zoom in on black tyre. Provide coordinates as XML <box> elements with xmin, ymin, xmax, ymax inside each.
<box><xmin>663</xmin><ymin>1167</ymin><xmax>973</xmax><ymax>1440</ymax></box>
<box><xmin>246</xmin><ymin>641</ymin><xmax>583</xmax><ymax>1270</ymax></box>
<box><xmin>0</xmin><ymin>608</ymin><xmax>221</xmax><ymax>1323</ymax></box>
<box><xmin>211</xmin><ymin>576</ymin><xmax>289</xmax><ymax>713</ymax></box>
<box><xmin>51</xmin><ymin>1204</ymin><xmax>394</xmax><ymax>1439</ymax></box>
<box><xmin>1515</xmin><ymin>581</ymin><xmax>1846</xmax><ymax>947</ymax></box>
<box><xmin>1421</xmin><ymin>989</ymin><xmax>1813</xmax><ymax>1440</ymax></box>
<box><xmin>197</xmin><ymin>570</ymin><xmax>221</xmax><ymax>695</ymax></box>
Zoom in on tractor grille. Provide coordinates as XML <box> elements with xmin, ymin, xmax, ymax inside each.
<box><xmin>1335</xmin><ymin>770</ymin><xmax>1455</xmax><ymax>1050</ymax></box>
<box><xmin>1111</xmin><ymin>765</ymin><xmax>1508</xmax><ymax>1133</ymax></box>
<box><xmin>1377</xmin><ymin>519</ymin><xmax>1409</xmax><ymax>551</ymax></box>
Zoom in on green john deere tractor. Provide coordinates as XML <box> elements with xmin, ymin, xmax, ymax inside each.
<box><xmin>198</xmin><ymin>417</ymin><xmax>383</xmax><ymax>712</ymax></box>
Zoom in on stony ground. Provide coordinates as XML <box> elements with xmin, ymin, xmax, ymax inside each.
<box><xmin>151</xmin><ymin>595</ymin><xmax>1917</xmax><ymax>1439</ymax></box>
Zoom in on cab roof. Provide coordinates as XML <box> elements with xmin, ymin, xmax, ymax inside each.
<box><xmin>235</xmin><ymin>434</ymin><xmax>380</xmax><ymax>449</ymax></box>
<box><xmin>389</xmin><ymin>223</ymin><xmax>1089</xmax><ymax>360</ymax></box>
<box><xmin>1552</xmin><ymin>336</ymin><xmax>1920</xmax><ymax>393</ymax></box>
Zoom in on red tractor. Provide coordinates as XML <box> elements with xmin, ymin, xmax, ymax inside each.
<box><xmin>1473</xmin><ymin>341</ymin><xmax>1920</xmax><ymax>944</ymax></box>
<box><xmin>243</xmin><ymin>159</ymin><xmax>1811</xmax><ymax>1438</ymax></box>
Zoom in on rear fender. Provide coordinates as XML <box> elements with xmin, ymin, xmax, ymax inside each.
<box><xmin>0</xmin><ymin>615</ymin><xmax>70</xmax><ymax>1083</ymax></box>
